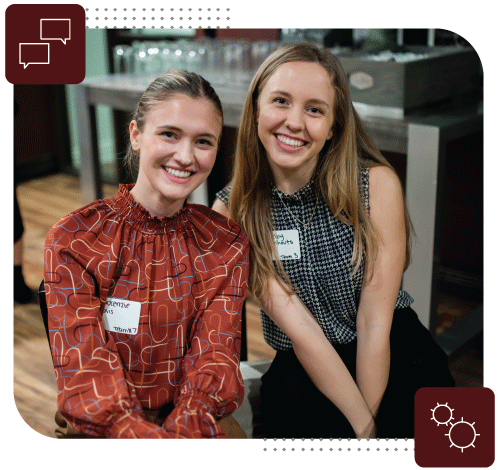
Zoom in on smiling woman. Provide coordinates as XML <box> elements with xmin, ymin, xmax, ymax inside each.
<box><xmin>256</xmin><ymin>61</ymin><xmax>335</xmax><ymax>194</ymax></box>
<box><xmin>43</xmin><ymin>70</ymin><xmax>250</xmax><ymax>439</ymax></box>
<box><xmin>124</xmin><ymin>70</ymin><xmax>224</xmax><ymax>218</ymax></box>
<box><xmin>129</xmin><ymin>93</ymin><xmax>222</xmax><ymax>217</ymax></box>
<box><xmin>213</xmin><ymin>43</ymin><xmax>454</xmax><ymax>439</ymax></box>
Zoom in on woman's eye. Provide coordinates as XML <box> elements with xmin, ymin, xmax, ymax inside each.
<box><xmin>162</xmin><ymin>131</ymin><xmax>175</xmax><ymax>139</ymax></box>
<box><xmin>274</xmin><ymin>97</ymin><xmax>288</xmax><ymax>105</ymax></box>
<box><xmin>197</xmin><ymin>139</ymin><xmax>214</xmax><ymax>147</ymax></box>
<box><xmin>309</xmin><ymin>107</ymin><xmax>323</xmax><ymax>115</ymax></box>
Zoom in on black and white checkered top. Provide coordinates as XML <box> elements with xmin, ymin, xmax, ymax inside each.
<box><xmin>216</xmin><ymin>166</ymin><xmax>413</xmax><ymax>350</ymax></box>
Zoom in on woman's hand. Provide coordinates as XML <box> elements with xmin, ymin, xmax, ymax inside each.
<box><xmin>355</xmin><ymin>418</ymin><xmax>377</xmax><ymax>439</ymax></box>
<box><xmin>263</xmin><ymin>277</ymin><xmax>376</xmax><ymax>437</ymax></box>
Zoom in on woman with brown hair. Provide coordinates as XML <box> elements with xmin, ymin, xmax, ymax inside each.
<box><xmin>213</xmin><ymin>43</ymin><xmax>453</xmax><ymax>438</ymax></box>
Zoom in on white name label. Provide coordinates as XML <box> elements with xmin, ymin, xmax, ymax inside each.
<box><xmin>102</xmin><ymin>297</ymin><xmax>141</xmax><ymax>335</ymax></box>
<box><xmin>273</xmin><ymin>230</ymin><xmax>301</xmax><ymax>260</ymax></box>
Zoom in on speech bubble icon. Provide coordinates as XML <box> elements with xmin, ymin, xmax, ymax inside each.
<box><xmin>19</xmin><ymin>43</ymin><xmax>50</xmax><ymax>68</ymax></box>
<box><xmin>40</xmin><ymin>18</ymin><xmax>71</xmax><ymax>44</ymax></box>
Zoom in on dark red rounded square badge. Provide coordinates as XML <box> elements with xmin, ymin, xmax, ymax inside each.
<box><xmin>415</xmin><ymin>387</ymin><xmax>495</xmax><ymax>467</ymax></box>
<box><xmin>6</xmin><ymin>4</ymin><xmax>85</xmax><ymax>84</ymax></box>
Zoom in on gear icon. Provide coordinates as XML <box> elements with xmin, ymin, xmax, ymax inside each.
<box><xmin>445</xmin><ymin>418</ymin><xmax>480</xmax><ymax>452</ymax></box>
<box><xmin>431</xmin><ymin>402</ymin><xmax>454</xmax><ymax>426</ymax></box>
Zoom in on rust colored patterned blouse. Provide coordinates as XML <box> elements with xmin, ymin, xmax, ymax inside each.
<box><xmin>44</xmin><ymin>185</ymin><xmax>249</xmax><ymax>438</ymax></box>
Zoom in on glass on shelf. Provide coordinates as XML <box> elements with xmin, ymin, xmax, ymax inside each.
<box><xmin>132</xmin><ymin>41</ymin><xmax>148</xmax><ymax>74</ymax></box>
<box><xmin>184</xmin><ymin>41</ymin><xmax>205</xmax><ymax>73</ymax></box>
<box><xmin>112</xmin><ymin>37</ymin><xmax>283</xmax><ymax>83</ymax></box>
<box><xmin>113</xmin><ymin>44</ymin><xmax>133</xmax><ymax>74</ymax></box>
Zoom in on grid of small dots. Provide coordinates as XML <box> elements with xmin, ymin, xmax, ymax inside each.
<box><xmin>261</xmin><ymin>438</ymin><xmax>413</xmax><ymax>452</ymax></box>
<box><xmin>83</xmin><ymin>7</ymin><xmax>231</xmax><ymax>29</ymax></box>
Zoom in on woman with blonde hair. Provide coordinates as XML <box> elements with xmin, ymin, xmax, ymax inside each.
<box><xmin>213</xmin><ymin>43</ymin><xmax>453</xmax><ymax>438</ymax></box>
<box><xmin>44</xmin><ymin>70</ymin><xmax>249</xmax><ymax>438</ymax></box>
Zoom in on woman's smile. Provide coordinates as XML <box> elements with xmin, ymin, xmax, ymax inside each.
<box><xmin>275</xmin><ymin>133</ymin><xmax>308</xmax><ymax>149</ymax></box>
<box><xmin>256</xmin><ymin>61</ymin><xmax>335</xmax><ymax>192</ymax></box>
<box><xmin>163</xmin><ymin>165</ymin><xmax>194</xmax><ymax>180</ymax></box>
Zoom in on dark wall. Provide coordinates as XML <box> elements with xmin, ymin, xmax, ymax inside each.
<box><xmin>14</xmin><ymin>85</ymin><xmax>70</xmax><ymax>182</ymax></box>
<box><xmin>440</xmin><ymin>131</ymin><xmax>483</xmax><ymax>276</ymax></box>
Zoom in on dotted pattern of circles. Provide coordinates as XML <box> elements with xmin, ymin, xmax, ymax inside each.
<box><xmin>84</xmin><ymin>7</ymin><xmax>231</xmax><ymax>29</ymax></box>
<box><xmin>262</xmin><ymin>438</ymin><xmax>413</xmax><ymax>452</ymax></box>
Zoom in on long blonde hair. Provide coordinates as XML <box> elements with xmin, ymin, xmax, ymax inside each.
<box><xmin>227</xmin><ymin>43</ymin><xmax>412</xmax><ymax>303</ymax></box>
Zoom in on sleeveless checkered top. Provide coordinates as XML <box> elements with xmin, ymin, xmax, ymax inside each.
<box><xmin>216</xmin><ymin>167</ymin><xmax>413</xmax><ymax>350</ymax></box>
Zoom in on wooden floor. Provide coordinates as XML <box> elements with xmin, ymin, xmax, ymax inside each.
<box><xmin>14</xmin><ymin>173</ymin><xmax>482</xmax><ymax>438</ymax></box>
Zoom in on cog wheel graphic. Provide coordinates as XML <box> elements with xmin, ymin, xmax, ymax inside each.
<box><xmin>431</xmin><ymin>402</ymin><xmax>454</xmax><ymax>426</ymax></box>
<box><xmin>445</xmin><ymin>418</ymin><xmax>480</xmax><ymax>452</ymax></box>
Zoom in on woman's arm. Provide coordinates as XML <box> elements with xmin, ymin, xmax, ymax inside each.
<box><xmin>263</xmin><ymin>277</ymin><xmax>376</xmax><ymax>438</ymax></box>
<box><xmin>45</xmin><ymin>224</ymin><xmax>171</xmax><ymax>438</ymax></box>
<box><xmin>166</xmin><ymin>215</ymin><xmax>250</xmax><ymax>438</ymax></box>
<box><xmin>213</xmin><ymin>195</ymin><xmax>376</xmax><ymax>437</ymax></box>
<box><xmin>355</xmin><ymin>166</ymin><xmax>407</xmax><ymax>418</ymax></box>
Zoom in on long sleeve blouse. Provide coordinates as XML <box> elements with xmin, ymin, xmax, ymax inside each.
<box><xmin>44</xmin><ymin>184</ymin><xmax>249</xmax><ymax>438</ymax></box>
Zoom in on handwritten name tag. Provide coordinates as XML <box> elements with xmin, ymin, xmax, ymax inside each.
<box><xmin>273</xmin><ymin>230</ymin><xmax>301</xmax><ymax>260</ymax></box>
<box><xmin>102</xmin><ymin>297</ymin><xmax>141</xmax><ymax>335</ymax></box>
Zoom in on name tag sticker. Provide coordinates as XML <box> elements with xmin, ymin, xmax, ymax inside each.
<box><xmin>102</xmin><ymin>297</ymin><xmax>141</xmax><ymax>335</ymax></box>
<box><xmin>273</xmin><ymin>230</ymin><xmax>301</xmax><ymax>260</ymax></box>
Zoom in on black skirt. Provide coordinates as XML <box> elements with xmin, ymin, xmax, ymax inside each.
<box><xmin>260</xmin><ymin>306</ymin><xmax>455</xmax><ymax>439</ymax></box>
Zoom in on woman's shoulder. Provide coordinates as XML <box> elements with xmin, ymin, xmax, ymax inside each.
<box><xmin>366</xmin><ymin>165</ymin><xmax>405</xmax><ymax>213</ymax></box>
<box><xmin>368</xmin><ymin>166</ymin><xmax>404</xmax><ymax>198</ymax></box>
<box><xmin>46</xmin><ymin>194</ymin><xmax>120</xmax><ymax>243</ymax></box>
<box><xmin>188</xmin><ymin>203</ymin><xmax>248</xmax><ymax>247</ymax></box>
<box><xmin>358</xmin><ymin>164</ymin><xmax>403</xmax><ymax>214</ymax></box>
<box><xmin>212</xmin><ymin>198</ymin><xmax>231</xmax><ymax>219</ymax></box>
<box><xmin>215</xmin><ymin>185</ymin><xmax>231</xmax><ymax>208</ymax></box>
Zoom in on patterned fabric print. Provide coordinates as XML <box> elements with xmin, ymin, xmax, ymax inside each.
<box><xmin>44</xmin><ymin>185</ymin><xmax>249</xmax><ymax>438</ymax></box>
<box><xmin>216</xmin><ymin>167</ymin><xmax>413</xmax><ymax>351</ymax></box>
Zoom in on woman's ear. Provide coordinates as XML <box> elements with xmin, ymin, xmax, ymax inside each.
<box><xmin>327</xmin><ymin>121</ymin><xmax>335</xmax><ymax>141</ymax></box>
<box><xmin>129</xmin><ymin>120</ymin><xmax>140</xmax><ymax>151</ymax></box>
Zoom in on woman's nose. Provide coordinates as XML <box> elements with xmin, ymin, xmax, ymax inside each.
<box><xmin>285</xmin><ymin>106</ymin><xmax>304</xmax><ymax>131</ymax></box>
<box><xmin>175</xmin><ymin>140</ymin><xmax>195</xmax><ymax>166</ymax></box>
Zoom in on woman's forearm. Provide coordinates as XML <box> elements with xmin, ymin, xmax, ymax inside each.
<box><xmin>292</xmin><ymin>329</ymin><xmax>376</xmax><ymax>437</ymax></box>
<box><xmin>356</xmin><ymin>326</ymin><xmax>391</xmax><ymax>418</ymax></box>
<box><xmin>263</xmin><ymin>278</ymin><xmax>375</xmax><ymax>437</ymax></box>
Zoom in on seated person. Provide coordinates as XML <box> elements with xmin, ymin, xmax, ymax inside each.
<box><xmin>44</xmin><ymin>70</ymin><xmax>249</xmax><ymax>438</ymax></box>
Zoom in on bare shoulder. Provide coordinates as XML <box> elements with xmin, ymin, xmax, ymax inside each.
<box><xmin>212</xmin><ymin>198</ymin><xmax>231</xmax><ymax>218</ymax></box>
<box><xmin>368</xmin><ymin>165</ymin><xmax>402</xmax><ymax>193</ymax></box>
<box><xmin>368</xmin><ymin>165</ymin><xmax>404</xmax><ymax>207</ymax></box>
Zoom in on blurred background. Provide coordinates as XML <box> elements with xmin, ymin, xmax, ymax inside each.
<box><xmin>13</xmin><ymin>28</ymin><xmax>483</xmax><ymax>437</ymax></box>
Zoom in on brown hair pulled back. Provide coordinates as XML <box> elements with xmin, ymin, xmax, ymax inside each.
<box><xmin>124</xmin><ymin>69</ymin><xmax>223</xmax><ymax>179</ymax></box>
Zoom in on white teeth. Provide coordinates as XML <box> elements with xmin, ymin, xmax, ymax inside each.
<box><xmin>276</xmin><ymin>134</ymin><xmax>305</xmax><ymax>147</ymax></box>
<box><xmin>164</xmin><ymin>167</ymin><xmax>192</xmax><ymax>178</ymax></box>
